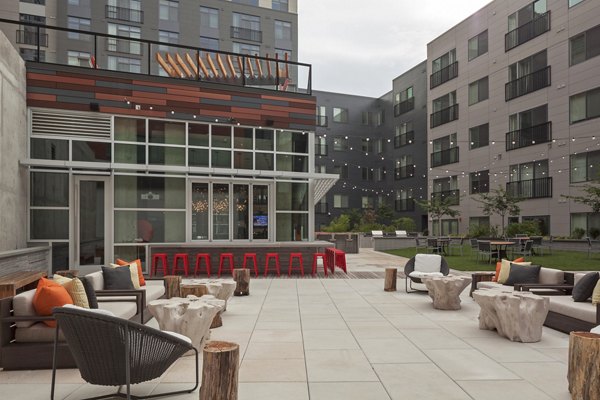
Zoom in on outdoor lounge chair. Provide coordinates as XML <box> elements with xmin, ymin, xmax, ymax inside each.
<box><xmin>51</xmin><ymin>306</ymin><xmax>198</xmax><ymax>400</ymax></box>
<box><xmin>403</xmin><ymin>254</ymin><xmax>450</xmax><ymax>293</ymax></box>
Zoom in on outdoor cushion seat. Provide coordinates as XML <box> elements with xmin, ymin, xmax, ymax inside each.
<box><xmin>404</xmin><ymin>254</ymin><xmax>449</xmax><ymax>293</ymax></box>
<box><xmin>15</xmin><ymin>322</ymin><xmax>66</xmax><ymax>343</ymax></box>
<box><xmin>408</xmin><ymin>271</ymin><xmax>444</xmax><ymax>279</ymax></box>
<box><xmin>547</xmin><ymin>296</ymin><xmax>597</xmax><ymax>324</ymax></box>
<box><xmin>85</xmin><ymin>271</ymin><xmax>166</xmax><ymax>305</ymax></box>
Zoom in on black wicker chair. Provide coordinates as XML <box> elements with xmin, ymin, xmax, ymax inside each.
<box><xmin>403</xmin><ymin>255</ymin><xmax>450</xmax><ymax>293</ymax></box>
<box><xmin>51</xmin><ymin>307</ymin><xmax>198</xmax><ymax>400</ymax></box>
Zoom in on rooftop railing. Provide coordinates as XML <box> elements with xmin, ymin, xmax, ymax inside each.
<box><xmin>3</xmin><ymin>18</ymin><xmax>311</xmax><ymax>94</ymax></box>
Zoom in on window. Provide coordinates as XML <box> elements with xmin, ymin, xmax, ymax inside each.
<box><xmin>510</xmin><ymin>51</ymin><xmax>547</xmax><ymax>82</ymax></box>
<box><xmin>468</xmin><ymin>76</ymin><xmax>489</xmax><ymax>105</ymax></box>
<box><xmin>375</xmin><ymin>167</ymin><xmax>386</xmax><ymax>181</ymax></box>
<box><xmin>200</xmin><ymin>36</ymin><xmax>219</xmax><ymax>51</ymax></box>
<box><xmin>395</xmin><ymin>122</ymin><xmax>414</xmax><ymax>147</ymax></box>
<box><xmin>362</xmin><ymin>196</ymin><xmax>374</xmax><ymax>209</ymax></box>
<box><xmin>469</xmin><ymin>216</ymin><xmax>490</xmax><ymax>228</ymax></box>
<box><xmin>469</xmin><ymin>123</ymin><xmax>489</xmax><ymax>150</ymax></box>
<box><xmin>569</xmin><ymin>0</ymin><xmax>584</xmax><ymax>7</ymax></box>
<box><xmin>432</xmin><ymin>49</ymin><xmax>456</xmax><ymax>74</ymax></box>
<box><xmin>571</xmin><ymin>213</ymin><xmax>600</xmax><ymax>238</ymax></box>
<box><xmin>274</xmin><ymin>48</ymin><xmax>292</xmax><ymax>60</ymax></box>
<box><xmin>571</xmin><ymin>87</ymin><xmax>600</xmax><ymax>124</ymax></box>
<box><xmin>375</xmin><ymin>110</ymin><xmax>384</xmax><ymax>126</ymax></box>
<box><xmin>432</xmin><ymin>91</ymin><xmax>456</xmax><ymax>112</ymax></box>
<box><xmin>67</xmin><ymin>50</ymin><xmax>91</xmax><ymax>67</ymax></box>
<box><xmin>431</xmin><ymin>49</ymin><xmax>457</xmax><ymax>88</ymax></box>
<box><xmin>274</xmin><ymin>20</ymin><xmax>291</xmax><ymax>41</ymax></box>
<box><xmin>432</xmin><ymin>176</ymin><xmax>459</xmax><ymax>205</ymax></box>
<box><xmin>470</xmin><ymin>170</ymin><xmax>489</xmax><ymax>194</ymax></box>
<box><xmin>431</xmin><ymin>134</ymin><xmax>459</xmax><ymax>167</ymax></box>
<box><xmin>20</xmin><ymin>48</ymin><xmax>45</xmax><ymax>62</ymax></box>
<box><xmin>333</xmin><ymin>165</ymin><xmax>348</xmax><ymax>178</ymax></box>
<box><xmin>509</xmin><ymin>104</ymin><xmax>548</xmax><ymax>131</ymax></box>
<box><xmin>468</xmin><ymin>30</ymin><xmax>488</xmax><ymax>61</ymax></box>
<box><xmin>395</xmin><ymin>189</ymin><xmax>414</xmax><ymax>212</ymax></box>
<box><xmin>158</xmin><ymin>30</ymin><xmax>178</xmax><ymax>51</ymax></box>
<box><xmin>232</xmin><ymin>0</ymin><xmax>258</xmax><ymax>5</ymax></box>
<box><xmin>333</xmin><ymin>194</ymin><xmax>348</xmax><ymax>208</ymax></box>
<box><xmin>316</xmin><ymin>106</ymin><xmax>327</xmax><ymax>126</ymax></box>
<box><xmin>507</xmin><ymin>50</ymin><xmax>550</xmax><ymax>100</ymax></box>
<box><xmin>361</xmin><ymin>139</ymin><xmax>373</xmax><ymax>153</ymax></box>
<box><xmin>395</xmin><ymin>155</ymin><xmax>414</xmax><ymax>180</ymax></box>
<box><xmin>200</xmin><ymin>7</ymin><xmax>219</xmax><ymax>29</ymax></box>
<box><xmin>232</xmin><ymin>12</ymin><xmax>261</xmax><ymax>33</ymax></box>
<box><xmin>570</xmin><ymin>24</ymin><xmax>600</xmax><ymax>65</ymax></box>
<box><xmin>431</xmin><ymin>91</ymin><xmax>458</xmax><ymax>128</ymax></box>
<box><xmin>272</xmin><ymin>0</ymin><xmax>288</xmax><ymax>11</ymax></box>
<box><xmin>395</xmin><ymin>86</ymin><xmax>413</xmax><ymax>104</ymax></box>
<box><xmin>506</xmin><ymin>0</ymin><xmax>549</xmax><ymax>50</ymax></box>
<box><xmin>362</xmin><ymin>168</ymin><xmax>374</xmax><ymax>181</ymax></box>
<box><xmin>159</xmin><ymin>0</ymin><xmax>178</xmax><ymax>22</ymax></box>
<box><xmin>571</xmin><ymin>150</ymin><xmax>600</xmax><ymax>183</ymax></box>
<box><xmin>361</xmin><ymin>111</ymin><xmax>372</xmax><ymax>126</ymax></box>
<box><xmin>508</xmin><ymin>0</ymin><xmax>547</xmax><ymax>31</ymax></box>
<box><xmin>332</xmin><ymin>107</ymin><xmax>348</xmax><ymax>123</ymax></box>
<box><xmin>333</xmin><ymin>136</ymin><xmax>348</xmax><ymax>151</ymax></box>
<box><xmin>232</xmin><ymin>42</ymin><xmax>260</xmax><ymax>55</ymax></box>
<box><xmin>509</xmin><ymin>160</ymin><xmax>549</xmax><ymax>181</ymax></box>
<box><xmin>107</xmin><ymin>23</ymin><xmax>141</xmax><ymax>55</ymax></box>
<box><xmin>107</xmin><ymin>56</ymin><xmax>141</xmax><ymax>73</ymax></box>
<box><xmin>67</xmin><ymin>16</ymin><xmax>90</xmax><ymax>40</ymax></box>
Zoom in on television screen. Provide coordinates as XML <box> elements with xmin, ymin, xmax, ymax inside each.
<box><xmin>253</xmin><ymin>215</ymin><xmax>268</xmax><ymax>227</ymax></box>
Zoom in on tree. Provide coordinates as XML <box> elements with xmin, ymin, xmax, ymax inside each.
<box><xmin>416</xmin><ymin>196</ymin><xmax>460</xmax><ymax>236</ymax></box>
<box><xmin>376</xmin><ymin>204</ymin><xmax>395</xmax><ymax>225</ymax></box>
<box><xmin>474</xmin><ymin>187</ymin><xmax>521</xmax><ymax>236</ymax></box>
<box><xmin>562</xmin><ymin>182</ymin><xmax>600</xmax><ymax>212</ymax></box>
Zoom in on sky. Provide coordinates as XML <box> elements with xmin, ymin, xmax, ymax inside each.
<box><xmin>298</xmin><ymin>0</ymin><xmax>493</xmax><ymax>97</ymax></box>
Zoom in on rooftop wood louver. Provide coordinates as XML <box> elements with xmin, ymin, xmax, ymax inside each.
<box><xmin>155</xmin><ymin>51</ymin><xmax>290</xmax><ymax>89</ymax></box>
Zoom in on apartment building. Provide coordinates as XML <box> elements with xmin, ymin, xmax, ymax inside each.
<box><xmin>0</xmin><ymin>0</ymin><xmax>297</xmax><ymax>71</ymax></box>
<box><xmin>426</xmin><ymin>0</ymin><xmax>600</xmax><ymax>237</ymax></box>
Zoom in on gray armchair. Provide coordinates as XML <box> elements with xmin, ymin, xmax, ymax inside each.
<box><xmin>51</xmin><ymin>306</ymin><xmax>198</xmax><ymax>400</ymax></box>
<box><xmin>403</xmin><ymin>255</ymin><xmax>450</xmax><ymax>293</ymax></box>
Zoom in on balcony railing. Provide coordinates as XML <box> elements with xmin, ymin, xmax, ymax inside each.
<box><xmin>316</xmin><ymin>115</ymin><xmax>328</xmax><ymax>127</ymax></box>
<box><xmin>505</xmin><ymin>11</ymin><xmax>551</xmax><ymax>51</ymax></box>
<box><xmin>430</xmin><ymin>147</ymin><xmax>459</xmax><ymax>167</ymax></box>
<box><xmin>430</xmin><ymin>61</ymin><xmax>458</xmax><ymax>89</ymax></box>
<box><xmin>431</xmin><ymin>189</ymin><xmax>460</xmax><ymax>205</ymax></box>
<box><xmin>230</xmin><ymin>26</ymin><xmax>263</xmax><ymax>43</ymax></box>
<box><xmin>394</xmin><ymin>131</ymin><xmax>414</xmax><ymax>148</ymax></box>
<box><xmin>505</xmin><ymin>66</ymin><xmax>551</xmax><ymax>101</ymax></box>
<box><xmin>0</xmin><ymin>18</ymin><xmax>312</xmax><ymax>94</ymax></box>
<box><xmin>16</xmin><ymin>29</ymin><xmax>48</xmax><ymax>47</ymax></box>
<box><xmin>394</xmin><ymin>97</ymin><xmax>415</xmax><ymax>116</ymax></box>
<box><xmin>105</xmin><ymin>5</ymin><xmax>144</xmax><ymax>23</ymax></box>
<box><xmin>505</xmin><ymin>121</ymin><xmax>552</xmax><ymax>151</ymax></box>
<box><xmin>430</xmin><ymin>104</ymin><xmax>458</xmax><ymax>128</ymax></box>
<box><xmin>315</xmin><ymin>143</ymin><xmax>328</xmax><ymax>156</ymax></box>
<box><xmin>506</xmin><ymin>177</ymin><xmax>552</xmax><ymax>199</ymax></box>
<box><xmin>395</xmin><ymin>165</ymin><xmax>415</xmax><ymax>180</ymax></box>
<box><xmin>395</xmin><ymin>198</ymin><xmax>415</xmax><ymax>212</ymax></box>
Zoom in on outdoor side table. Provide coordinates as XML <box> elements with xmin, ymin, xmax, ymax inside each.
<box><xmin>470</xmin><ymin>272</ymin><xmax>495</xmax><ymax>297</ymax></box>
<box><xmin>422</xmin><ymin>275</ymin><xmax>472</xmax><ymax>310</ymax></box>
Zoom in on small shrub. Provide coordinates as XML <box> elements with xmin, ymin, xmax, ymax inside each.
<box><xmin>505</xmin><ymin>221</ymin><xmax>541</xmax><ymax>237</ymax></box>
<box><xmin>589</xmin><ymin>227</ymin><xmax>600</xmax><ymax>240</ymax></box>
<box><xmin>467</xmin><ymin>224</ymin><xmax>490</xmax><ymax>238</ymax></box>
<box><xmin>322</xmin><ymin>214</ymin><xmax>350</xmax><ymax>232</ymax></box>
<box><xmin>571</xmin><ymin>227</ymin><xmax>586</xmax><ymax>239</ymax></box>
<box><xmin>392</xmin><ymin>217</ymin><xmax>417</xmax><ymax>233</ymax></box>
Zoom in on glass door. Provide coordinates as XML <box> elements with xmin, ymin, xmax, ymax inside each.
<box><xmin>73</xmin><ymin>176</ymin><xmax>109</xmax><ymax>269</ymax></box>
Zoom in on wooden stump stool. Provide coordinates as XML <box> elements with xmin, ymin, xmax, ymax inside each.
<box><xmin>201</xmin><ymin>341</ymin><xmax>239</xmax><ymax>400</ymax></box>
<box><xmin>384</xmin><ymin>268</ymin><xmax>397</xmax><ymax>292</ymax></box>
<box><xmin>232</xmin><ymin>268</ymin><xmax>250</xmax><ymax>296</ymax></box>
<box><xmin>163</xmin><ymin>275</ymin><xmax>182</xmax><ymax>298</ymax></box>
<box><xmin>568</xmin><ymin>331</ymin><xmax>600</xmax><ymax>400</ymax></box>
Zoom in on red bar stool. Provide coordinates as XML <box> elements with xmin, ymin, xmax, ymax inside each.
<box><xmin>172</xmin><ymin>253</ymin><xmax>190</xmax><ymax>276</ymax></box>
<box><xmin>335</xmin><ymin>250</ymin><xmax>347</xmax><ymax>273</ymax></box>
<box><xmin>151</xmin><ymin>253</ymin><xmax>169</xmax><ymax>276</ymax></box>
<box><xmin>218</xmin><ymin>253</ymin><xmax>235</xmax><ymax>276</ymax></box>
<box><xmin>288</xmin><ymin>253</ymin><xmax>304</xmax><ymax>276</ymax></box>
<box><xmin>264</xmin><ymin>253</ymin><xmax>281</xmax><ymax>277</ymax></box>
<box><xmin>243</xmin><ymin>253</ymin><xmax>259</xmax><ymax>277</ymax></box>
<box><xmin>194</xmin><ymin>253</ymin><xmax>211</xmax><ymax>277</ymax></box>
<box><xmin>312</xmin><ymin>253</ymin><xmax>327</xmax><ymax>276</ymax></box>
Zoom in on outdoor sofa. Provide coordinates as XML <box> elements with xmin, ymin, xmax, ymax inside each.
<box><xmin>0</xmin><ymin>271</ymin><xmax>166</xmax><ymax>370</ymax></box>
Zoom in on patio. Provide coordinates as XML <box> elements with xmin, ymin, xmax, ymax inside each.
<box><xmin>0</xmin><ymin>249</ymin><xmax>570</xmax><ymax>400</ymax></box>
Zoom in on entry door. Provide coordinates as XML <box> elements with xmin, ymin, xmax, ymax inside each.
<box><xmin>73</xmin><ymin>176</ymin><xmax>110</xmax><ymax>269</ymax></box>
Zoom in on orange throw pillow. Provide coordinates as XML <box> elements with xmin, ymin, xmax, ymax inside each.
<box><xmin>493</xmin><ymin>257</ymin><xmax>526</xmax><ymax>282</ymax></box>
<box><xmin>33</xmin><ymin>278</ymin><xmax>73</xmax><ymax>327</ymax></box>
<box><xmin>116</xmin><ymin>258</ymin><xmax>146</xmax><ymax>286</ymax></box>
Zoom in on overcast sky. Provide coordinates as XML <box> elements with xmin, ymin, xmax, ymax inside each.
<box><xmin>298</xmin><ymin>0</ymin><xmax>493</xmax><ymax>97</ymax></box>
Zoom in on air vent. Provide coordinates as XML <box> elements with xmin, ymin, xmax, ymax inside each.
<box><xmin>31</xmin><ymin>110</ymin><xmax>111</xmax><ymax>138</ymax></box>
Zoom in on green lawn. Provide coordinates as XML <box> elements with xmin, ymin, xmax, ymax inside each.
<box><xmin>384</xmin><ymin>246</ymin><xmax>600</xmax><ymax>272</ymax></box>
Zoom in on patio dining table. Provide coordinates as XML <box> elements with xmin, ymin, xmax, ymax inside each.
<box><xmin>489</xmin><ymin>241</ymin><xmax>515</xmax><ymax>261</ymax></box>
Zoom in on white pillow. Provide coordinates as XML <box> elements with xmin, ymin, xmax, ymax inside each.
<box><xmin>414</xmin><ymin>254</ymin><xmax>442</xmax><ymax>273</ymax></box>
<box><xmin>591</xmin><ymin>326</ymin><xmax>600</xmax><ymax>334</ymax></box>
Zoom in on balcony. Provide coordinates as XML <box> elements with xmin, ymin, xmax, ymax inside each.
<box><xmin>430</xmin><ymin>104</ymin><xmax>458</xmax><ymax>128</ymax></box>
<box><xmin>431</xmin><ymin>189</ymin><xmax>460</xmax><ymax>205</ymax></box>
<box><xmin>395</xmin><ymin>198</ymin><xmax>415</xmax><ymax>212</ymax></box>
<box><xmin>316</xmin><ymin>115</ymin><xmax>328</xmax><ymax>127</ymax></box>
<box><xmin>16</xmin><ymin>29</ymin><xmax>48</xmax><ymax>47</ymax></box>
<box><xmin>315</xmin><ymin>143</ymin><xmax>328</xmax><ymax>156</ymax></box>
<box><xmin>505</xmin><ymin>66</ymin><xmax>551</xmax><ymax>101</ymax></box>
<box><xmin>506</xmin><ymin>177</ymin><xmax>552</xmax><ymax>199</ymax></box>
<box><xmin>394</xmin><ymin>97</ymin><xmax>415</xmax><ymax>116</ymax></box>
<box><xmin>395</xmin><ymin>165</ymin><xmax>415</xmax><ymax>180</ymax></box>
<box><xmin>105</xmin><ymin>5</ymin><xmax>144</xmax><ymax>24</ymax></box>
<box><xmin>394</xmin><ymin>131</ymin><xmax>414</xmax><ymax>148</ymax></box>
<box><xmin>430</xmin><ymin>147</ymin><xmax>459</xmax><ymax>167</ymax></box>
<box><xmin>230</xmin><ymin>26</ymin><xmax>262</xmax><ymax>43</ymax></box>
<box><xmin>505</xmin><ymin>121</ymin><xmax>552</xmax><ymax>151</ymax></box>
<box><xmin>430</xmin><ymin>61</ymin><xmax>458</xmax><ymax>89</ymax></box>
<box><xmin>505</xmin><ymin>11</ymin><xmax>551</xmax><ymax>52</ymax></box>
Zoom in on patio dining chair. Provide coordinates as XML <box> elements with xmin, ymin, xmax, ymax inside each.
<box><xmin>586</xmin><ymin>237</ymin><xmax>600</xmax><ymax>258</ymax></box>
<box><xmin>530</xmin><ymin>236</ymin><xmax>545</xmax><ymax>255</ymax></box>
<box><xmin>426</xmin><ymin>238</ymin><xmax>442</xmax><ymax>254</ymax></box>
<box><xmin>469</xmin><ymin>238</ymin><xmax>479</xmax><ymax>257</ymax></box>
<box><xmin>415</xmin><ymin>237</ymin><xmax>427</xmax><ymax>252</ymax></box>
<box><xmin>477</xmin><ymin>240</ymin><xmax>498</xmax><ymax>264</ymax></box>
<box><xmin>51</xmin><ymin>306</ymin><xmax>198</xmax><ymax>400</ymax></box>
<box><xmin>448</xmin><ymin>237</ymin><xmax>464</xmax><ymax>256</ymax></box>
<box><xmin>511</xmin><ymin>239</ymin><xmax>533</xmax><ymax>259</ymax></box>
<box><xmin>403</xmin><ymin>254</ymin><xmax>450</xmax><ymax>293</ymax></box>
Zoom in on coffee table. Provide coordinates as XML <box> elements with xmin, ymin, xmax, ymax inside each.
<box><xmin>422</xmin><ymin>275</ymin><xmax>472</xmax><ymax>310</ymax></box>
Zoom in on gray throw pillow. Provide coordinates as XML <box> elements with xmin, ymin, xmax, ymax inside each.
<box><xmin>572</xmin><ymin>272</ymin><xmax>599</xmax><ymax>302</ymax></box>
<box><xmin>79</xmin><ymin>276</ymin><xmax>99</xmax><ymax>309</ymax></box>
<box><xmin>101</xmin><ymin>266</ymin><xmax>135</xmax><ymax>290</ymax></box>
<box><xmin>504</xmin><ymin>263</ymin><xmax>541</xmax><ymax>286</ymax></box>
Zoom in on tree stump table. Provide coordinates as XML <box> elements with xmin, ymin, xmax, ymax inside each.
<box><xmin>232</xmin><ymin>269</ymin><xmax>250</xmax><ymax>296</ymax></box>
<box><xmin>163</xmin><ymin>275</ymin><xmax>182</xmax><ymax>298</ymax></box>
<box><xmin>473</xmin><ymin>290</ymin><xmax>549</xmax><ymax>342</ymax></box>
<box><xmin>147</xmin><ymin>295</ymin><xmax>224</xmax><ymax>353</ymax></box>
<box><xmin>422</xmin><ymin>275</ymin><xmax>471</xmax><ymax>310</ymax></box>
<box><xmin>384</xmin><ymin>268</ymin><xmax>397</xmax><ymax>292</ymax></box>
<box><xmin>568</xmin><ymin>331</ymin><xmax>600</xmax><ymax>400</ymax></box>
<box><xmin>201</xmin><ymin>341</ymin><xmax>239</xmax><ymax>400</ymax></box>
<box><xmin>182</xmin><ymin>278</ymin><xmax>236</xmax><ymax>310</ymax></box>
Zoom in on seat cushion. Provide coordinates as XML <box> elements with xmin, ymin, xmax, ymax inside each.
<box><xmin>12</xmin><ymin>289</ymin><xmax>37</xmax><ymax>328</ymax></box>
<box><xmin>539</xmin><ymin>267</ymin><xmax>564</xmax><ymax>285</ymax></box>
<box><xmin>548</xmin><ymin>296</ymin><xmax>598</xmax><ymax>324</ymax></box>
<box><xmin>408</xmin><ymin>271</ymin><xmax>444</xmax><ymax>279</ymax></box>
<box><xmin>414</xmin><ymin>254</ymin><xmax>441</xmax><ymax>273</ymax></box>
<box><xmin>504</xmin><ymin>264</ymin><xmax>541</xmax><ymax>286</ymax></box>
<box><xmin>97</xmin><ymin>301</ymin><xmax>137</xmax><ymax>320</ymax></box>
<box><xmin>15</xmin><ymin>322</ymin><xmax>65</xmax><ymax>343</ymax></box>
<box><xmin>144</xmin><ymin>281</ymin><xmax>166</xmax><ymax>304</ymax></box>
<box><xmin>572</xmin><ymin>272</ymin><xmax>600</xmax><ymax>302</ymax></box>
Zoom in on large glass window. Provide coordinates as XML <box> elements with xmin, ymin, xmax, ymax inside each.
<box><xmin>67</xmin><ymin>51</ymin><xmax>91</xmax><ymax>67</ymax></box>
<box><xmin>30</xmin><ymin>172</ymin><xmax>69</xmax><ymax>240</ymax></box>
<box><xmin>570</xmin><ymin>87</ymin><xmax>600</xmax><ymax>124</ymax></box>
<box><xmin>333</xmin><ymin>194</ymin><xmax>348</xmax><ymax>208</ymax></box>
<box><xmin>468</xmin><ymin>76</ymin><xmax>489</xmax><ymax>105</ymax></box>
<box><xmin>571</xmin><ymin>150</ymin><xmax>600</xmax><ymax>183</ymax></box>
<box><xmin>470</xmin><ymin>170</ymin><xmax>490</xmax><ymax>194</ymax></box>
<box><xmin>191</xmin><ymin>183</ymin><xmax>209</xmax><ymax>240</ymax></box>
<box><xmin>432</xmin><ymin>49</ymin><xmax>456</xmax><ymax>74</ymax></box>
<box><xmin>333</xmin><ymin>136</ymin><xmax>348</xmax><ymax>151</ymax></box>
<box><xmin>31</xmin><ymin>138</ymin><xmax>69</xmax><ymax>160</ymax></box>
<box><xmin>200</xmin><ymin>6</ymin><xmax>219</xmax><ymax>29</ymax></box>
<box><xmin>272</xmin><ymin>0</ymin><xmax>288</xmax><ymax>11</ymax></box>
<box><xmin>232</xmin><ymin>42</ymin><xmax>260</xmax><ymax>55</ymax></box>
<box><xmin>253</xmin><ymin>185</ymin><xmax>268</xmax><ymax>239</ymax></box>
<box><xmin>159</xmin><ymin>0</ymin><xmax>178</xmax><ymax>22</ymax></box>
<box><xmin>468</xmin><ymin>30</ymin><xmax>488</xmax><ymax>61</ymax></box>
<box><xmin>67</xmin><ymin>16</ymin><xmax>90</xmax><ymax>40</ymax></box>
<box><xmin>332</xmin><ymin>107</ymin><xmax>348</xmax><ymax>123</ymax></box>
<box><xmin>469</xmin><ymin>123</ymin><xmax>489</xmax><ymax>150</ymax></box>
<box><xmin>232</xmin><ymin>12</ymin><xmax>260</xmax><ymax>31</ymax></box>
<box><xmin>274</xmin><ymin>20</ymin><xmax>291</xmax><ymax>41</ymax></box>
<box><xmin>107</xmin><ymin>23</ymin><xmax>141</xmax><ymax>55</ymax></box>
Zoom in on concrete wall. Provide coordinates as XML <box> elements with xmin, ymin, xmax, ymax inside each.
<box><xmin>0</xmin><ymin>29</ymin><xmax>27</xmax><ymax>252</ymax></box>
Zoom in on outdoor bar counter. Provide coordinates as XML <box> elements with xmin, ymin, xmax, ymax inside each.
<box><xmin>148</xmin><ymin>241</ymin><xmax>335</xmax><ymax>275</ymax></box>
